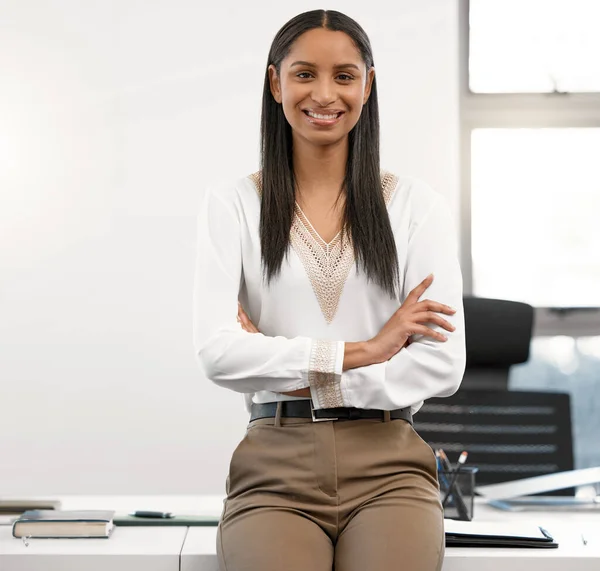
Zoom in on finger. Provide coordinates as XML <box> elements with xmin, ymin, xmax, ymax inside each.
<box><xmin>415</xmin><ymin>299</ymin><xmax>456</xmax><ymax>315</ymax></box>
<box><xmin>238</xmin><ymin>306</ymin><xmax>250</xmax><ymax>323</ymax></box>
<box><xmin>239</xmin><ymin>311</ymin><xmax>251</xmax><ymax>328</ymax></box>
<box><xmin>411</xmin><ymin>324</ymin><xmax>448</xmax><ymax>342</ymax></box>
<box><xmin>239</xmin><ymin>308</ymin><xmax>260</xmax><ymax>333</ymax></box>
<box><xmin>413</xmin><ymin>311</ymin><xmax>456</xmax><ymax>332</ymax></box>
<box><xmin>404</xmin><ymin>274</ymin><xmax>434</xmax><ymax>305</ymax></box>
<box><xmin>240</xmin><ymin>320</ymin><xmax>258</xmax><ymax>334</ymax></box>
<box><xmin>237</xmin><ymin>305</ymin><xmax>250</xmax><ymax>327</ymax></box>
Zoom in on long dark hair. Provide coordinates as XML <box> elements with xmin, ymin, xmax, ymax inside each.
<box><xmin>259</xmin><ymin>9</ymin><xmax>399</xmax><ymax>299</ymax></box>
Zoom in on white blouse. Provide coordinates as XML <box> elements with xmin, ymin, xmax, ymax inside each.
<box><xmin>193</xmin><ymin>170</ymin><xmax>466</xmax><ymax>415</ymax></box>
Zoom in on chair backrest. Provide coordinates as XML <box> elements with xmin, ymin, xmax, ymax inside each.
<box><xmin>414</xmin><ymin>389</ymin><xmax>575</xmax><ymax>495</ymax></box>
<box><xmin>462</xmin><ymin>297</ymin><xmax>534</xmax><ymax>390</ymax></box>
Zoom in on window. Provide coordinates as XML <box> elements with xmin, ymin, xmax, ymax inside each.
<box><xmin>459</xmin><ymin>0</ymin><xmax>600</xmax><ymax>335</ymax></box>
<box><xmin>460</xmin><ymin>0</ymin><xmax>600</xmax><ymax>469</ymax></box>
<box><xmin>470</xmin><ymin>0</ymin><xmax>600</xmax><ymax>93</ymax></box>
<box><xmin>471</xmin><ymin>128</ymin><xmax>600</xmax><ymax>308</ymax></box>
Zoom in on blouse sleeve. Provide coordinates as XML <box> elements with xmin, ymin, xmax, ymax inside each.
<box><xmin>193</xmin><ymin>186</ymin><xmax>345</xmax><ymax>403</ymax></box>
<box><xmin>338</xmin><ymin>192</ymin><xmax>466</xmax><ymax>411</ymax></box>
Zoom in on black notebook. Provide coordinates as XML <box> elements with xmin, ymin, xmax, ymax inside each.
<box><xmin>444</xmin><ymin>519</ymin><xmax>558</xmax><ymax>548</ymax></box>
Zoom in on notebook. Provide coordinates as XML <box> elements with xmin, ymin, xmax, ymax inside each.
<box><xmin>114</xmin><ymin>514</ymin><xmax>220</xmax><ymax>526</ymax></box>
<box><xmin>444</xmin><ymin>519</ymin><xmax>558</xmax><ymax>548</ymax></box>
<box><xmin>12</xmin><ymin>510</ymin><xmax>115</xmax><ymax>538</ymax></box>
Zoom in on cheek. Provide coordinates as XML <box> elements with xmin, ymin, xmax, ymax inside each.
<box><xmin>280</xmin><ymin>90</ymin><xmax>304</xmax><ymax>121</ymax></box>
<box><xmin>281</xmin><ymin>100</ymin><xmax>301</xmax><ymax>127</ymax></box>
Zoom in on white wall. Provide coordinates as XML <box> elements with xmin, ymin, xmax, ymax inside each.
<box><xmin>0</xmin><ymin>0</ymin><xmax>459</xmax><ymax>494</ymax></box>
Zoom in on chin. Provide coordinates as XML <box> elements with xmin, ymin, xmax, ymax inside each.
<box><xmin>296</xmin><ymin>126</ymin><xmax>350</xmax><ymax>147</ymax></box>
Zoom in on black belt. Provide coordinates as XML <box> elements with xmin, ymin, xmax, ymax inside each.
<box><xmin>250</xmin><ymin>400</ymin><xmax>412</xmax><ymax>424</ymax></box>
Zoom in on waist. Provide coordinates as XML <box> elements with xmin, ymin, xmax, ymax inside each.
<box><xmin>249</xmin><ymin>400</ymin><xmax>412</xmax><ymax>424</ymax></box>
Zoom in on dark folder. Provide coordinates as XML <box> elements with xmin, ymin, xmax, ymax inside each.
<box><xmin>114</xmin><ymin>514</ymin><xmax>220</xmax><ymax>527</ymax></box>
<box><xmin>444</xmin><ymin>519</ymin><xmax>558</xmax><ymax>548</ymax></box>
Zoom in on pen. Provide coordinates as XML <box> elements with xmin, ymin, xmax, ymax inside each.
<box><xmin>437</xmin><ymin>449</ymin><xmax>452</xmax><ymax>472</ymax></box>
<box><xmin>129</xmin><ymin>511</ymin><xmax>174</xmax><ymax>519</ymax></box>
<box><xmin>435</xmin><ymin>451</ymin><xmax>451</xmax><ymax>488</ymax></box>
<box><xmin>441</xmin><ymin>451</ymin><xmax>469</xmax><ymax>513</ymax></box>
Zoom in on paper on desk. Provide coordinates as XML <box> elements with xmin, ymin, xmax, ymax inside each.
<box><xmin>475</xmin><ymin>467</ymin><xmax>600</xmax><ymax>500</ymax></box>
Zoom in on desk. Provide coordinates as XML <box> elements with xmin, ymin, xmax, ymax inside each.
<box><xmin>0</xmin><ymin>495</ymin><xmax>217</xmax><ymax>571</ymax></box>
<box><xmin>0</xmin><ymin>526</ymin><xmax>187</xmax><ymax>571</ymax></box>
<box><xmin>1</xmin><ymin>495</ymin><xmax>599</xmax><ymax>571</ymax></box>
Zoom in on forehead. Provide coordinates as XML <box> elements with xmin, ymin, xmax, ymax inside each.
<box><xmin>284</xmin><ymin>28</ymin><xmax>363</xmax><ymax>67</ymax></box>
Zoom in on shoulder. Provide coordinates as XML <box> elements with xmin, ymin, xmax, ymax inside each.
<box><xmin>200</xmin><ymin>173</ymin><xmax>261</xmax><ymax>214</ymax></box>
<box><xmin>383</xmin><ymin>171</ymin><xmax>446</xmax><ymax>222</ymax></box>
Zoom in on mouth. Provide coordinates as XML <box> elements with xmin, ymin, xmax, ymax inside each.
<box><xmin>302</xmin><ymin>109</ymin><xmax>344</xmax><ymax>126</ymax></box>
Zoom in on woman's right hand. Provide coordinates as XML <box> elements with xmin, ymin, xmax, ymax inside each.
<box><xmin>367</xmin><ymin>274</ymin><xmax>457</xmax><ymax>364</ymax></box>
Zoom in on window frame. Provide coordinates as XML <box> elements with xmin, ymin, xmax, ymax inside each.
<box><xmin>458</xmin><ymin>0</ymin><xmax>600</xmax><ymax>336</ymax></box>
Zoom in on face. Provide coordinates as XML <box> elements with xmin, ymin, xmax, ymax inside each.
<box><xmin>268</xmin><ymin>28</ymin><xmax>375</xmax><ymax>148</ymax></box>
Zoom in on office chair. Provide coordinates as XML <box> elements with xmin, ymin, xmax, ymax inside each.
<box><xmin>461</xmin><ymin>296</ymin><xmax>534</xmax><ymax>390</ymax></box>
<box><xmin>414</xmin><ymin>389</ymin><xmax>575</xmax><ymax>495</ymax></box>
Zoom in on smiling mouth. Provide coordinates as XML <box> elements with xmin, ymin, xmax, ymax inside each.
<box><xmin>303</xmin><ymin>110</ymin><xmax>344</xmax><ymax>120</ymax></box>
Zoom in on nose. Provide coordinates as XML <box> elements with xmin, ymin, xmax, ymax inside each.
<box><xmin>310</xmin><ymin>78</ymin><xmax>336</xmax><ymax>108</ymax></box>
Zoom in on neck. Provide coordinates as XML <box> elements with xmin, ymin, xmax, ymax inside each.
<box><xmin>292</xmin><ymin>135</ymin><xmax>348</xmax><ymax>200</ymax></box>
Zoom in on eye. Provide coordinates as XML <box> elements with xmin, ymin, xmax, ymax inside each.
<box><xmin>295</xmin><ymin>72</ymin><xmax>354</xmax><ymax>81</ymax></box>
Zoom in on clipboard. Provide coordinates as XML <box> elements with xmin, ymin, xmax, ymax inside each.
<box><xmin>444</xmin><ymin>519</ymin><xmax>558</xmax><ymax>548</ymax></box>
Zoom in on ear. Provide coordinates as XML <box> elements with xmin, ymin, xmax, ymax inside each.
<box><xmin>363</xmin><ymin>66</ymin><xmax>375</xmax><ymax>105</ymax></box>
<box><xmin>268</xmin><ymin>64</ymin><xmax>282</xmax><ymax>104</ymax></box>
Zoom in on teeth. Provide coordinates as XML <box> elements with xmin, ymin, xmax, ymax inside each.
<box><xmin>306</xmin><ymin>111</ymin><xmax>339</xmax><ymax>120</ymax></box>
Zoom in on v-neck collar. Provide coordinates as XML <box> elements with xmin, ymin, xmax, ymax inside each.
<box><xmin>293</xmin><ymin>201</ymin><xmax>342</xmax><ymax>249</ymax></box>
<box><xmin>248</xmin><ymin>170</ymin><xmax>400</xmax><ymax>323</ymax></box>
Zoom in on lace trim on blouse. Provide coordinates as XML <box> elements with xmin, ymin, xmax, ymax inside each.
<box><xmin>248</xmin><ymin>170</ymin><xmax>399</xmax><ymax>324</ymax></box>
<box><xmin>308</xmin><ymin>339</ymin><xmax>343</xmax><ymax>408</ymax></box>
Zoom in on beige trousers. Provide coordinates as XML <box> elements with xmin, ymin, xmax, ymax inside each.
<box><xmin>217</xmin><ymin>407</ymin><xmax>444</xmax><ymax>571</ymax></box>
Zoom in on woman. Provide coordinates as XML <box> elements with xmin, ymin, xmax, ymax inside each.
<box><xmin>193</xmin><ymin>9</ymin><xmax>465</xmax><ymax>571</ymax></box>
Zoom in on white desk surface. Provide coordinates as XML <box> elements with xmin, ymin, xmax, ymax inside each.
<box><xmin>0</xmin><ymin>526</ymin><xmax>187</xmax><ymax>571</ymax></box>
<box><xmin>2</xmin><ymin>495</ymin><xmax>600</xmax><ymax>571</ymax></box>
<box><xmin>0</xmin><ymin>495</ymin><xmax>221</xmax><ymax>571</ymax></box>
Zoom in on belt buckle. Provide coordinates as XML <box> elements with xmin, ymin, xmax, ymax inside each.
<box><xmin>310</xmin><ymin>399</ymin><xmax>338</xmax><ymax>422</ymax></box>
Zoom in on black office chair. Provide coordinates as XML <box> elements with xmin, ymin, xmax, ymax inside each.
<box><xmin>414</xmin><ymin>389</ymin><xmax>575</xmax><ymax>495</ymax></box>
<box><xmin>461</xmin><ymin>296</ymin><xmax>534</xmax><ymax>390</ymax></box>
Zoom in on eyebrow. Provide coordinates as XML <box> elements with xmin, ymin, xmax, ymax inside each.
<box><xmin>289</xmin><ymin>60</ymin><xmax>360</xmax><ymax>71</ymax></box>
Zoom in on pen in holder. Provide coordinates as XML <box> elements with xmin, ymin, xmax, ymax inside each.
<box><xmin>438</xmin><ymin>466</ymin><xmax>478</xmax><ymax>521</ymax></box>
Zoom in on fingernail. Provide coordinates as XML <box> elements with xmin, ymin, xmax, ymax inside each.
<box><xmin>428</xmin><ymin>273</ymin><xmax>434</xmax><ymax>279</ymax></box>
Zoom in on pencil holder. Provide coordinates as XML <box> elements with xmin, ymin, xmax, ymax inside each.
<box><xmin>438</xmin><ymin>467</ymin><xmax>478</xmax><ymax>521</ymax></box>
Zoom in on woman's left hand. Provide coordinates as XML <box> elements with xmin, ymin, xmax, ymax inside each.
<box><xmin>237</xmin><ymin>303</ymin><xmax>311</xmax><ymax>398</ymax></box>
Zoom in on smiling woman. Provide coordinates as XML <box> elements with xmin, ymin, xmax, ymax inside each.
<box><xmin>193</xmin><ymin>9</ymin><xmax>465</xmax><ymax>571</ymax></box>
<box><xmin>269</xmin><ymin>32</ymin><xmax>373</xmax><ymax>136</ymax></box>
